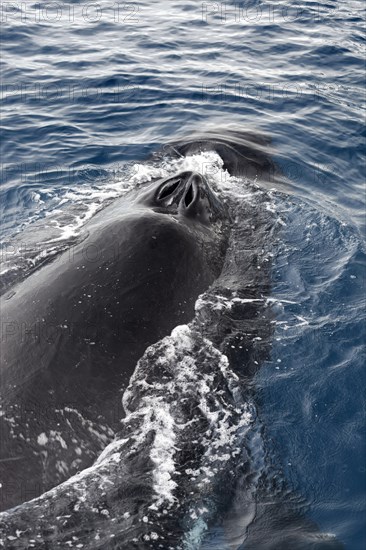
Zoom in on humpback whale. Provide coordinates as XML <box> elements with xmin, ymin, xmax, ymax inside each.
<box><xmin>0</xmin><ymin>130</ymin><xmax>344</xmax><ymax>549</ymax></box>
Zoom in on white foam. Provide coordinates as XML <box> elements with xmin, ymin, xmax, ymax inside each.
<box><xmin>121</xmin><ymin>322</ymin><xmax>253</xmax><ymax>522</ymax></box>
<box><xmin>148</xmin><ymin>401</ymin><xmax>177</xmax><ymax>507</ymax></box>
<box><xmin>37</xmin><ymin>433</ymin><xmax>48</xmax><ymax>446</ymax></box>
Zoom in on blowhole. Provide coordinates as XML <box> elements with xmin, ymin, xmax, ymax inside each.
<box><xmin>158</xmin><ymin>179</ymin><xmax>181</xmax><ymax>200</ymax></box>
<box><xmin>184</xmin><ymin>184</ymin><xmax>194</xmax><ymax>207</ymax></box>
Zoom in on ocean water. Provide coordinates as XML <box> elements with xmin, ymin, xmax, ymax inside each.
<box><xmin>0</xmin><ymin>1</ymin><xmax>365</xmax><ymax>549</ymax></box>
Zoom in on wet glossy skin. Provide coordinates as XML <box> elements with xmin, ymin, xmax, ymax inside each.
<box><xmin>0</xmin><ymin>170</ymin><xmax>230</xmax><ymax>511</ymax></box>
<box><xmin>1</xmin><ymin>171</ymin><xmax>229</xmax><ymax>403</ymax></box>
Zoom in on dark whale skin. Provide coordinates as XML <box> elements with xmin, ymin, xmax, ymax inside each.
<box><xmin>0</xmin><ymin>171</ymin><xmax>230</xmax><ymax>512</ymax></box>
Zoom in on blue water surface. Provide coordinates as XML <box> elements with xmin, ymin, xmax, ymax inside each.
<box><xmin>1</xmin><ymin>1</ymin><xmax>365</xmax><ymax>548</ymax></box>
